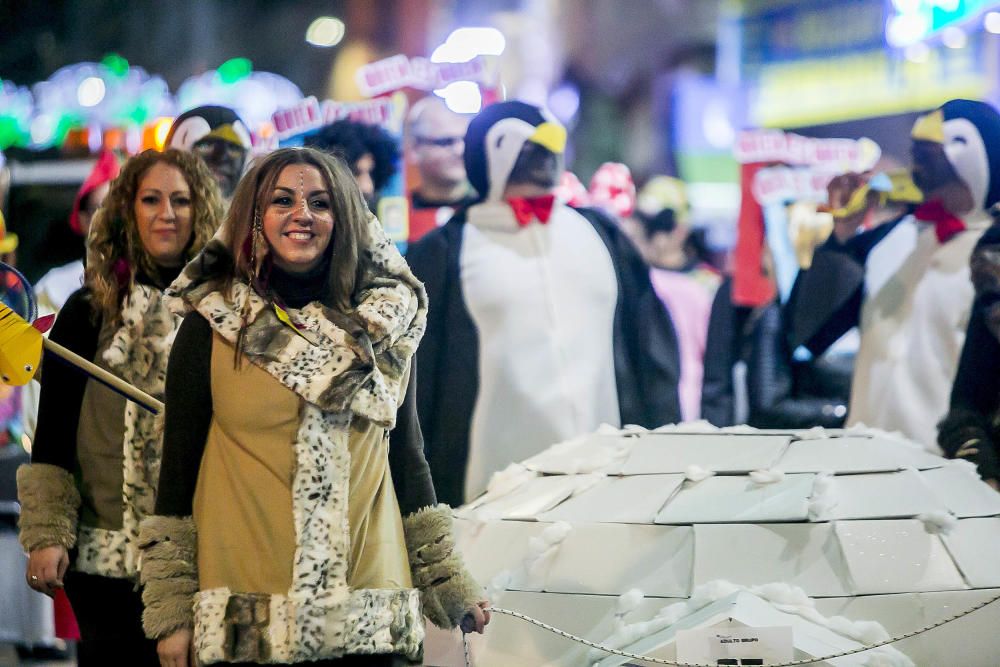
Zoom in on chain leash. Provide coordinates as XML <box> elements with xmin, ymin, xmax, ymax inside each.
<box><xmin>460</xmin><ymin>592</ymin><xmax>1000</xmax><ymax>667</ymax></box>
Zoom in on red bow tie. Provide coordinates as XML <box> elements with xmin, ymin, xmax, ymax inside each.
<box><xmin>508</xmin><ymin>195</ymin><xmax>556</xmax><ymax>227</ymax></box>
<box><xmin>914</xmin><ymin>200</ymin><xmax>966</xmax><ymax>243</ymax></box>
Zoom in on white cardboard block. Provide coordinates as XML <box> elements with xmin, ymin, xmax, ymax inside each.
<box><xmin>521</xmin><ymin>433</ymin><xmax>631</xmax><ymax>475</ymax></box>
<box><xmin>693</xmin><ymin>523</ymin><xmax>853</xmax><ymax>597</ymax></box>
<box><xmin>655</xmin><ymin>473</ymin><xmax>814</xmax><ymax>524</ymax></box>
<box><xmin>940</xmin><ymin>518</ymin><xmax>1000</xmax><ymax>588</ymax></box>
<box><xmin>465</xmin><ymin>474</ymin><xmax>589</xmax><ymax>520</ymax></box>
<box><xmin>621</xmin><ymin>433</ymin><xmax>791</xmax><ymax>474</ymax></box>
<box><xmin>920</xmin><ymin>464</ymin><xmax>1000</xmax><ymax>518</ymax></box>
<box><xmin>455</xmin><ymin>467</ymin><xmax>539</xmax><ymax>516</ymax></box>
<box><xmin>801</xmin><ymin>590</ymin><xmax>1000</xmax><ymax>667</ymax></box>
<box><xmin>451</xmin><ymin>519</ymin><xmax>552</xmax><ymax>588</ymax></box>
<box><xmin>539</xmin><ymin>474</ymin><xmax>685</xmax><ymax>523</ymax></box>
<box><xmin>776</xmin><ymin>435</ymin><xmax>943</xmax><ymax>473</ymax></box>
<box><xmin>827</xmin><ymin>469</ymin><xmax>948</xmax><ymax>520</ymax></box>
<box><xmin>891</xmin><ymin>589</ymin><xmax>1000</xmax><ymax>667</ymax></box>
<box><xmin>544</xmin><ymin>523</ymin><xmax>694</xmax><ymax>597</ymax></box>
<box><xmin>835</xmin><ymin>519</ymin><xmax>967</xmax><ymax>594</ymax></box>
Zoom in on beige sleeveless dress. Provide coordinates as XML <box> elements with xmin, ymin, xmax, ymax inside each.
<box><xmin>193</xmin><ymin>333</ymin><xmax>412</xmax><ymax>595</ymax></box>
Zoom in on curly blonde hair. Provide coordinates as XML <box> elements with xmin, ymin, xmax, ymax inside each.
<box><xmin>85</xmin><ymin>149</ymin><xmax>224</xmax><ymax>325</ymax></box>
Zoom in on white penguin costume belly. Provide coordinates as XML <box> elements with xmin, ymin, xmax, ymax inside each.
<box><xmin>460</xmin><ymin>201</ymin><xmax>621</xmax><ymax>501</ymax></box>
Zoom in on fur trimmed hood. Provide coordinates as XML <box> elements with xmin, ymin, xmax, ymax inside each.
<box><xmin>165</xmin><ymin>213</ymin><xmax>426</xmax><ymax>428</ymax></box>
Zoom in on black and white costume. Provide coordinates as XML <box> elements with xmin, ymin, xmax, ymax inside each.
<box><xmin>407</xmin><ymin>102</ymin><xmax>681</xmax><ymax>505</ymax></box>
<box><xmin>792</xmin><ymin>100</ymin><xmax>1000</xmax><ymax>450</ymax></box>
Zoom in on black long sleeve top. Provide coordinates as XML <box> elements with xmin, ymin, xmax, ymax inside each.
<box><xmin>31</xmin><ymin>268</ymin><xmax>181</xmax><ymax>471</ymax></box>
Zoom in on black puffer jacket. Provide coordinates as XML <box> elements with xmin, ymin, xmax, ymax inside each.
<box><xmin>746</xmin><ymin>302</ymin><xmax>851</xmax><ymax>430</ymax></box>
<box><xmin>939</xmin><ymin>224</ymin><xmax>1000</xmax><ymax>482</ymax></box>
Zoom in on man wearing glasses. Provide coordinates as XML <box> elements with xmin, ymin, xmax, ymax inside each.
<box><xmin>406</xmin><ymin>96</ymin><xmax>476</xmax><ymax>243</ymax></box>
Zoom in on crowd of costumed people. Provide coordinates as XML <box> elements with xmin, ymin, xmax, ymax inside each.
<box><xmin>1</xmin><ymin>85</ymin><xmax>999</xmax><ymax>667</ymax></box>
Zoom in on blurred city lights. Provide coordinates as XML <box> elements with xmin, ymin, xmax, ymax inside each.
<box><xmin>217</xmin><ymin>57</ymin><xmax>252</xmax><ymax>84</ymax></box>
<box><xmin>153</xmin><ymin>117</ymin><xmax>173</xmax><ymax>150</ymax></box>
<box><xmin>941</xmin><ymin>26</ymin><xmax>967</xmax><ymax>48</ymax></box>
<box><xmin>433</xmin><ymin>81</ymin><xmax>482</xmax><ymax>114</ymax></box>
<box><xmin>904</xmin><ymin>42</ymin><xmax>931</xmax><ymax>62</ymax></box>
<box><xmin>548</xmin><ymin>83</ymin><xmax>581</xmax><ymax>124</ymax></box>
<box><xmin>306</xmin><ymin>17</ymin><xmax>345</xmax><ymax>47</ymax></box>
<box><xmin>886</xmin><ymin>12</ymin><xmax>932</xmax><ymax>46</ymax></box>
<box><xmin>703</xmin><ymin>99</ymin><xmax>736</xmax><ymax>149</ymax></box>
<box><xmin>986</xmin><ymin>11</ymin><xmax>1000</xmax><ymax>33</ymax></box>
<box><xmin>30</xmin><ymin>115</ymin><xmax>55</xmax><ymax>144</ymax></box>
<box><xmin>77</xmin><ymin>76</ymin><xmax>106</xmax><ymax>107</ymax></box>
<box><xmin>431</xmin><ymin>27</ymin><xmax>506</xmax><ymax>63</ymax></box>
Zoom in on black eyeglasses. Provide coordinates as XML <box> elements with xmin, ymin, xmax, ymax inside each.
<box><xmin>414</xmin><ymin>135</ymin><xmax>464</xmax><ymax>148</ymax></box>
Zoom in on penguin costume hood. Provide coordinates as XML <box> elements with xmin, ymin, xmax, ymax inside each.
<box><xmin>165</xmin><ymin>105</ymin><xmax>252</xmax><ymax>152</ymax></box>
<box><xmin>463</xmin><ymin>101</ymin><xmax>567</xmax><ymax>202</ymax></box>
<box><xmin>167</xmin><ymin>105</ymin><xmax>251</xmax><ymax>197</ymax></box>
<box><xmin>911</xmin><ymin>99</ymin><xmax>1000</xmax><ymax>212</ymax></box>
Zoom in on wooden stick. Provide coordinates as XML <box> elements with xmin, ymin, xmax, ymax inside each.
<box><xmin>42</xmin><ymin>338</ymin><xmax>165</xmax><ymax>415</ymax></box>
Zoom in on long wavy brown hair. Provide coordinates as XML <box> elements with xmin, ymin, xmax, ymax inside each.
<box><xmin>85</xmin><ymin>149</ymin><xmax>223</xmax><ymax>325</ymax></box>
<box><xmin>221</xmin><ymin>146</ymin><xmax>371</xmax><ymax>312</ymax></box>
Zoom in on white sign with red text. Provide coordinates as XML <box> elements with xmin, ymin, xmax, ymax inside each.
<box><xmin>355</xmin><ymin>54</ymin><xmax>489</xmax><ymax>98</ymax></box>
<box><xmin>270</xmin><ymin>93</ymin><xmax>408</xmax><ymax>142</ymax></box>
<box><xmin>736</xmin><ymin>130</ymin><xmax>880</xmax><ymax>171</ymax></box>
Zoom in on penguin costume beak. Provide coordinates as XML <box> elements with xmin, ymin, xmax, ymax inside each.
<box><xmin>911</xmin><ymin>110</ymin><xmax>945</xmax><ymax>144</ymax></box>
<box><xmin>528</xmin><ymin>122</ymin><xmax>567</xmax><ymax>155</ymax></box>
<box><xmin>204</xmin><ymin>123</ymin><xmax>252</xmax><ymax>149</ymax></box>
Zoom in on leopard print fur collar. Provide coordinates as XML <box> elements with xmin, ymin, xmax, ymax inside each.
<box><xmin>165</xmin><ymin>214</ymin><xmax>426</xmax><ymax>429</ymax></box>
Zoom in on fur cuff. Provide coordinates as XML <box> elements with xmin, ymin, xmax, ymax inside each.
<box><xmin>403</xmin><ymin>504</ymin><xmax>482</xmax><ymax>629</ymax></box>
<box><xmin>16</xmin><ymin>463</ymin><xmax>81</xmax><ymax>552</ymax></box>
<box><xmin>138</xmin><ymin>515</ymin><xmax>198</xmax><ymax>639</ymax></box>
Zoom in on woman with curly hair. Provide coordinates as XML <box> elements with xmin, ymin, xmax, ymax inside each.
<box><xmin>16</xmin><ymin>148</ymin><xmax>224</xmax><ymax>665</ymax></box>
<box><xmin>140</xmin><ymin>147</ymin><xmax>488</xmax><ymax>667</ymax></box>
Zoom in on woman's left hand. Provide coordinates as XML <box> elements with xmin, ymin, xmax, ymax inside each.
<box><xmin>460</xmin><ymin>600</ymin><xmax>492</xmax><ymax>634</ymax></box>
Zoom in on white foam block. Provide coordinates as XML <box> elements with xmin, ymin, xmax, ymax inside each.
<box><xmin>775</xmin><ymin>435</ymin><xmax>944</xmax><ymax>473</ymax></box>
<box><xmin>941</xmin><ymin>517</ymin><xmax>1000</xmax><ymax>588</ymax></box>
<box><xmin>452</xmin><ymin>519</ymin><xmax>552</xmax><ymax>588</ymax></box>
<box><xmin>816</xmin><ymin>589</ymin><xmax>1000</xmax><ymax>667</ymax></box>
<box><xmin>466</xmin><ymin>475</ymin><xmax>589</xmax><ymax>520</ymax></box>
<box><xmin>521</xmin><ymin>433</ymin><xmax>632</xmax><ymax>475</ymax></box>
<box><xmin>693</xmin><ymin>523</ymin><xmax>852</xmax><ymax>597</ymax></box>
<box><xmin>655</xmin><ymin>473</ymin><xmax>814</xmax><ymax>524</ymax></box>
<box><xmin>920</xmin><ymin>464</ymin><xmax>1000</xmax><ymax>518</ymax></box>
<box><xmin>621</xmin><ymin>433</ymin><xmax>791</xmax><ymax>474</ymax></box>
<box><xmin>827</xmin><ymin>469</ymin><xmax>948</xmax><ymax>520</ymax></box>
<box><xmin>544</xmin><ymin>523</ymin><xmax>694</xmax><ymax>597</ymax></box>
<box><xmin>539</xmin><ymin>474</ymin><xmax>685</xmax><ymax>524</ymax></box>
<box><xmin>835</xmin><ymin>519</ymin><xmax>967</xmax><ymax>594</ymax></box>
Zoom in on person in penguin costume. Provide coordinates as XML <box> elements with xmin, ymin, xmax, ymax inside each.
<box><xmin>407</xmin><ymin>100</ymin><xmax>682</xmax><ymax>506</ymax></box>
<box><xmin>790</xmin><ymin>98</ymin><xmax>1000</xmax><ymax>452</ymax></box>
<box><xmin>165</xmin><ymin>105</ymin><xmax>251</xmax><ymax>199</ymax></box>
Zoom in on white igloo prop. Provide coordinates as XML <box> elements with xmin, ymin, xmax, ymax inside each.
<box><xmin>431</xmin><ymin>424</ymin><xmax>1000</xmax><ymax>666</ymax></box>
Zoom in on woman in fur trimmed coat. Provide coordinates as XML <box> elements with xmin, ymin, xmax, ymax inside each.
<box><xmin>142</xmin><ymin>147</ymin><xmax>489</xmax><ymax>667</ymax></box>
<box><xmin>17</xmin><ymin>149</ymin><xmax>224</xmax><ymax>665</ymax></box>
